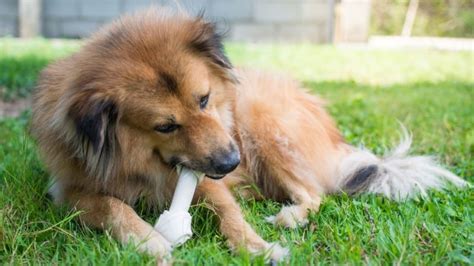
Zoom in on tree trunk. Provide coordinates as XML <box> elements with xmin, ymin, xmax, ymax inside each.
<box><xmin>401</xmin><ymin>0</ymin><xmax>419</xmax><ymax>37</ymax></box>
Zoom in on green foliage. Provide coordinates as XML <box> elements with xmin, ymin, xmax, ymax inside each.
<box><xmin>0</xmin><ymin>39</ymin><xmax>473</xmax><ymax>264</ymax></box>
<box><xmin>371</xmin><ymin>0</ymin><xmax>474</xmax><ymax>37</ymax></box>
<box><xmin>0</xmin><ymin>55</ymin><xmax>50</xmax><ymax>100</ymax></box>
<box><xmin>0</xmin><ymin>38</ymin><xmax>80</xmax><ymax>101</ymax></box>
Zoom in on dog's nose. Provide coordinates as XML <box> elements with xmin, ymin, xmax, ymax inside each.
<box><xmin>213</xmin><ymin>147</ymin><xmax>240</xmax><ymax>175</ymax></box>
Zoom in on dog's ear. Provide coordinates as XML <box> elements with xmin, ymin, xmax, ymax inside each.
<box><xmin>68</xmin><ymin>90</ymin><xmax>119</xmax><ymax>154</ymax></box>
<box><xmin>190</xmin><ymin>20</ymin><xmax>232</xmax><ymax>70</ymax></box>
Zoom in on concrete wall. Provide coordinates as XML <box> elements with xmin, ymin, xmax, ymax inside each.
<box><xmin>334</xmin><ymin>0</ymin><xmax>371</xmax><ymax>42</ymax></box>
<box><xmin>0</xmin><ymin>0</ymin><xmax>18</xmax><ymax>36</ymax></box>
<box><xmin>0</xmin><ymin>0</ymin><xmax>371</xmax><ymax>43</ymax></box>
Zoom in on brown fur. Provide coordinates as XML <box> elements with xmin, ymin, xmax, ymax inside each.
<box><xmin>31</xmin><ymin>9</ymin><xmax>353</xmax><ymax>261</ymax></box>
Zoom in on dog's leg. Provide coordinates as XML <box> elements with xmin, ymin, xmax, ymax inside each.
<box><xmin>222</xmin><ymin>171</ymin><xmax>265</xmax><ymax>201</ymax></box>
<box><xmin>244</xmin><ymin>142</ymin><xmax>323</xmax><ymax>228</ymax></box>
<box><xmin>196</xmin><ymin>178</ymin><xmax>288</xmax><ymax>261</ymax></box>
<box><xmin>264</xmin><ymin>170</ymin><xmax>322</xmax><ymax>228</ymax></box>
<box><xmin>243</xmin><ymin>126</ymin><xmax>325</xmax><ymax>229</ymax></box>
<box><xmin>65</xmin><ymin>189</ymin><xmax>171</xmax><ymax>258</ymax></box>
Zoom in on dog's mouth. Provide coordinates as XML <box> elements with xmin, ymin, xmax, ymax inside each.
<box><xmin>160</xmin><ymin>153</ymin><xmax>227</xmax><ymax>180</ymax></box>
<box><xmin>154</xmin><ymin>151</ymin><xmax>229</xmax><ymax>180</ymax></box>
<box><xmin>205</xmin><ymin>173</ymin><xmax>226</xmax><ymax>180</ymax></box>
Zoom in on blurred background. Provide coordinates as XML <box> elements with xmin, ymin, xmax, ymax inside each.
<box><xmin>0</xmin><ymin>0</ymin><xmax>473</xmax><ymax>44</ymax></box>
<box><xmin>0</xmin><ymin>0</ymin><xmax>473</xmax><ymax>114</ymax></box>
<box><xmin>0</xmin><ymin>1</ymin><xmax>473</xmax><ymax>264</ymax></box>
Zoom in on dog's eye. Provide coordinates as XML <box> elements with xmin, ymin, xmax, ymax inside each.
<box><xmin>200</xmin><ymin>94</ymin><xmax>210</xmax><ymax>109</ymax></box>
<box><xmin>154</xmin><ymin>123</ymin><xmax>180</xmax><ymax>134</ymax></box>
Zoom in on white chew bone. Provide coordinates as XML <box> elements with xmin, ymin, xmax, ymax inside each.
<box><xmin>154</xmin><ymin>166</ymin><xmax>205</xmax><ymax>248</ymax></box>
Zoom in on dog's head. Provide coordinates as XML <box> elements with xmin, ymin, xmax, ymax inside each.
<box><xmin>67</xmin><ymin>10</ymin><xmax>240</xmax><ymax>179</ymax></box>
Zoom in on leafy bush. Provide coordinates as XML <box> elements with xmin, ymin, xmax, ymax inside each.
<box><xmin>371</xmin><ymin>0</ymin><xmax>474</xmax><ymax>37</ymax></box>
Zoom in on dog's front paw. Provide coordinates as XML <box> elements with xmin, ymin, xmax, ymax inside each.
<box><xmin>133</xmin><ymin>230</ymin><xmax>172</xmax><ymax>258</ymax></box>
<box><xmin>265</xmin><ymin>242</ymin><xmax>290</xmax><ymax>262</ymax></box>
<box><xmin>244</xmin><ymin>241</ymin><xmax>290</xmax><ymax>262</ymax></box>
<box><xmin>230</xmin><ymin>238</ymin><xmax>290</xmax><ymax>262</ymax></box>
<box><xmin>265</xmin><ymin>205</ymin><xmax>309</xmax><ymax>228</ymax></box>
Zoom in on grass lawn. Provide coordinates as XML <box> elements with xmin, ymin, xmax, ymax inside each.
<box><xmin>0</xmin><ymin>38</ymin><xmax>473</xmax><ymax>265</ymax></box>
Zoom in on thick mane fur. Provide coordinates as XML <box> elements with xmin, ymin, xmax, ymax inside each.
<box><xmin>33</xmin><ymin>8</ymin><xmax>234</xmax><ymax>184</ymax></box>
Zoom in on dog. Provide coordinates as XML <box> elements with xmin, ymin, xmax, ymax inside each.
<box><xmin>30</xmin><ymin>9</ymin><xmax>467</xmax><ymax>261</ymax></box>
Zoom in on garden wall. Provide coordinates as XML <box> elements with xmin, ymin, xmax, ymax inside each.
<box><xmin>0</xmin><ymin>0</ymin><xmax>372</xmax><ymax>43</ymax></box>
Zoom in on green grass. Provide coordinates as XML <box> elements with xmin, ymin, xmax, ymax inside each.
<box><xmin>0</xmin><ymin>38</ymin><xmax>80</xmax><ymax>101</ymax></box>
<box><xmin>0</xmin><ymin>39</ymin><xmax>473</xmax><ymax>265</ymax></box>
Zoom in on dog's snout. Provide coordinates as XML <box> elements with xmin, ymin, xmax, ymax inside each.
<box><xmin>212</xmin><ymin>145</ymin><xmax>240</xmax><ymax>175</ymax></box>
<box><xmin>215</xmin><ymin>151</ymin><xmax>240</xmax><ymax>174</ymax></box>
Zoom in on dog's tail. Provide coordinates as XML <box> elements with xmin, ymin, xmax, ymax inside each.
<box><xmin>336</xmin><ymin>127</ymin><xmax>468</xmax><ymax>200</ymax></box>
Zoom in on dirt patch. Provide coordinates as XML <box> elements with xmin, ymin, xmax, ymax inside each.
<box><xmin>0</xmin><ymin>98</ymin><xmax>32</xmax><ymax>118</ymax></box>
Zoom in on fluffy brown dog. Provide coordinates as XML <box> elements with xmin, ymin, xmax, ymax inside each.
<box><xmin>31</xmin><ymin>9</ymin><xmax>467</xmax><ymax>261</ymax></box>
